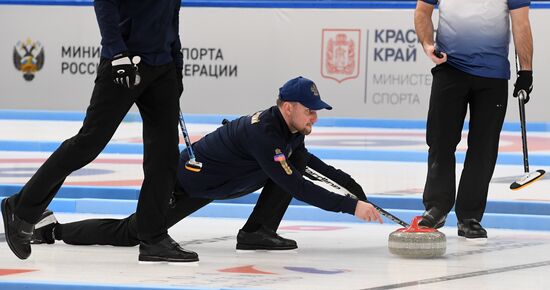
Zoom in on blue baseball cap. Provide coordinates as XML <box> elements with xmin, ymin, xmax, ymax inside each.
<box><xmin>278</xmin><ymin>77</ymin><xmax>332</xmax><ymax>110</ymax></box>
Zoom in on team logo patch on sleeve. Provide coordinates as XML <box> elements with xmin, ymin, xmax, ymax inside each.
<box><xmin>274</xmin><ymin>152</ymin><xmax>286</xmax><ymax>162</ymax></box>
<box><xmin>274</xmin><ymin>148</ymin><xmax>292</xmax><ymax>175</ymax></box>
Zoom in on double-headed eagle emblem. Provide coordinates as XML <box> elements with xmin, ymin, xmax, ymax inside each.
<box><xmin>13</xmin><ymin>38</ymin><xmax>45</xmax><ymax>81</ymax></box>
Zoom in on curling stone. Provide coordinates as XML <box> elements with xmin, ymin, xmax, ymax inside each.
<box><xmin>388</xmin><ymin>216</ymin><xmax>446</xmax><ymax>258</ymax></box>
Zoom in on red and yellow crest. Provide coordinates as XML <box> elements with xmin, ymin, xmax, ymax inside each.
<box><xmin>321</xmin><ymin>29</ymin><xmax>361</xmax><ymax>83</ymax></box>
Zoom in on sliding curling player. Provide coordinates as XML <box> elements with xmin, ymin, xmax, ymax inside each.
<box><xmin>30</xmin><ymin>77</ymin><xmax>391</xmax><ymax>263</ymax></box>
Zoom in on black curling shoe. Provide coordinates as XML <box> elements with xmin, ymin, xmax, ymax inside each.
<box><xmin>1</xmin><ymin>197</ymin><xmax>34</xmax><ymax>259</ymax></box>
<box><xmin>458</xmin><ymin>218</ymin><xmax>488</xmax><ymax>240</ymax></box>
<box><xmin>418</xmin><ymin>207</ymin><xmax>447</xmax><ymax>229</ymax></box>
<box><xmin>236</xmin><ymin>226</ymin><xmax>297</xmax><ymax>251</ymax></box>
<box><xmin>139</xmin><ymin>236</ymin><xmax>199</xmax><ymax>263</ymax></box>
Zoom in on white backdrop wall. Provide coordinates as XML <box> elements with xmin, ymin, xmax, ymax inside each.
<box><xmin>1</xmin><ymin>5</ymin><xmax>549</xmax><ymax>121</ymax></box>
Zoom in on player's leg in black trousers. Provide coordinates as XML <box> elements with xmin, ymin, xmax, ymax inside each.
<box><xmin>3</xmin><ymin>59</ymin><xmax>137</xmax><ymax>259</ymax></box>
<box><xmin>237</xmin><ymin>151</ymin><xmax>308</xmax><ymax>250</ymax></box>
<box><xmin>53</xmin><ymin>189</ymin><xmax>212</xmax><ymax>247</ymax></box>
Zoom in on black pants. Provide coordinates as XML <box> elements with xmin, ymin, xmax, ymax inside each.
<box><xmin>11</xmin><ymin>58</ymin><xmax>180</xmax><ymax>242</ymax></box>
<box><xmin>423</xmin><ymin>64</ymin><xmax>507</xmax><ymax>222</ymax></box>
<box><xmin>56</xmin><ymin>152</ymin><xmax>308</xmax><ymax>246</ymax></box>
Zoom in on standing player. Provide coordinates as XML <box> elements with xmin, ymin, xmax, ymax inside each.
<box><xmin>415</xmin><ymin>0</ymin><xmax>533</xmax><ymax>239</ymax></box>
<box><xmin>2</xmin><ymin>0</ymin><xmax>190</xmax><ymax>262</ymax></box>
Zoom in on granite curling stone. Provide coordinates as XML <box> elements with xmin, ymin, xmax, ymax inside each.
<box><xmin>388</xmin><ymin>216</ymin><xmax>446</xmax><ymax>258</ymax></box>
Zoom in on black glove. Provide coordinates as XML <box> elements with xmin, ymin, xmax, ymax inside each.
<box><xmin>176</xmin><ymin>69</ymin><xmax>184</xmax><ymax>97</ymax></box>
<box><xmin>513</xmin><ymin>70</ymin><xmax>533</xmax><ymax>104</ymax></box>
<box><xmin>111</xmin><ymin>53</ymin><xmax>141</xmax><ymax>89</ymax></box>
<box><xmin>344</xmin><ymin>179</ymin><xmax>367</xmax><ymax>201</ymax></box>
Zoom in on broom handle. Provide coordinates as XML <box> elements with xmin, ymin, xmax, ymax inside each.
<box><xmin>515</xmin><ymin>51</ymin><xmax>530</xmax><ymax>174</ymax></box>
<box><xmin>518</xmin><ymin>91</ymin><xmax>530</xmax><ymax>173</ymax></box>
<box><xmin>304</xmin><ymin>168</ymin><xmax>409</xmax><ymax>227</ymax></box>
<box><xmin>178</xmin><ymin>111</ymin><xmax>197</xmax><ymax>160</ymax></box>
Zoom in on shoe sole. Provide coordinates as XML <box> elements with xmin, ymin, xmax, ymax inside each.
<box><xmin>138</xmin><ymin>255</ymin><xmax>199</xmax><ymax>264</ymax></box>
<box><xmin>418</xmin><ymin>219</ymin><xmax>446</xmax><ymax>229</ymax></box>
<box><xmin>236</xmin><ymin>243</ymin><xmax>298</xmax><ymax>251</ymax></box>
<box><xmin>236</xmin><ymin>249</ymin><xmax>298</xmax><ymax>254</ymax></box>
<box><xmin>1</xmin><ymin>198</ymin><xmax>30</xmax><ymax>260</ymax></box>
<box><xmin>138</xmin><ymin>260</ymin><xmax>199</xmax><ymax>266</ymax></box>
<box><xmin>458</xmin><ymin>236</ymin><xmax>488</xmax><ymax>244</ymax></box>
<box><xmin>458</xmin><ymin>231</ymin><xmax>488</xmax><ymax>243</ymax></box>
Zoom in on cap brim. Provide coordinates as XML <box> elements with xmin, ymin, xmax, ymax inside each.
<box><xmin>302</xmin><ymin>99</ymin><xmax>332</xmax><ymax>110</ymax></box>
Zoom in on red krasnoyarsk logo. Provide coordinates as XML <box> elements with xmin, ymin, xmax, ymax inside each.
<box><xmin>321</xmin><ymin>29</ymin><xmax>361</xmax><ymax>83</ymax></box>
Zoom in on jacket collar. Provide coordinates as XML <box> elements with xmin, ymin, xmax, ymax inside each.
<box><xmin>270</xmin><ymin>106</ymin><xmax>296</xmax><ymax>142</ymax></box>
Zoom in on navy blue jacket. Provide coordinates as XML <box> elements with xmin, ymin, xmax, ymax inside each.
<box><xmin>177</xmin><ymin>106</ymin><xmax>359</xmax><ymax>215</ymax></box>
<box><xmin>94</xmin><ymin>0</ymin><xmax>183</xmax><ymax>69</ymax></box>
